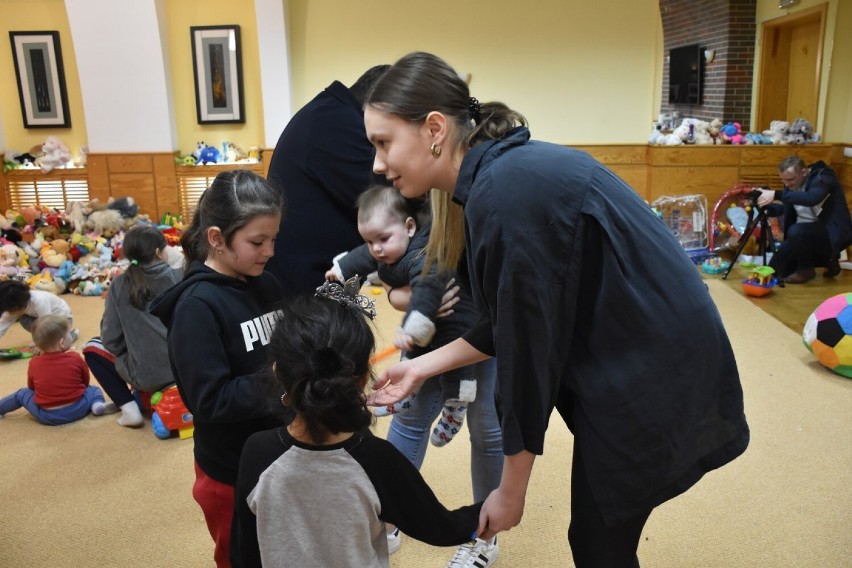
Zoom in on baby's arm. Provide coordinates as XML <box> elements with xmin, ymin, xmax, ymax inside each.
<box><xmin>0</xmin><ymin>311</ymin><xmax>16</xmax><ymax>339</ymax></box>
<box><xmin>325</xmin><ymin>244</ymin><xmax>378</xmax><ymax>283</ymax></box>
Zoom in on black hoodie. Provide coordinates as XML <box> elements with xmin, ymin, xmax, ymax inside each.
<box><xmin>150</xmin><ymin>261</ymin><xmax>287</xmax><ymax>485</ymax></box>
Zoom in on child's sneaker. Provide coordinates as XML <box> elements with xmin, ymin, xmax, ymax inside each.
<box><xmin>430</xmin><ymin>401</ymin><xmax>467</xmax><ymax>447</ymax></box>
<box><xmin>446</xmin><ymin>538</ymin><xmax>498</xmax><ymax>568</ymax></box>
<box><xmin>386</xmin><ymin>527</ymin><xmax>401</xmax><ymax>555</ymax></box>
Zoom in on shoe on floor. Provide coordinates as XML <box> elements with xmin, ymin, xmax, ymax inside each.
<box><xmin>387</xmin><ymin>527</ymin><xmax>401</xmax><ymax>555</ymax></box>
<box><xmin>446</xmin><ymin>538</ymin><xmax>498</xmax><ymax>567</ymax></box>
<box><xmin>784</xmin><ymin>268</ymin><xmax>816</xmax><ymax>284</ymax></box>
<box><xmin>825</xmin><ymin>258</ymin><xmax>841</xmax><ymax>277</ymax></box>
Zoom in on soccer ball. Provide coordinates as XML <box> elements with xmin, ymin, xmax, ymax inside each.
<box><xmin>803</xmin><ymin>293</ymin><xmax>852</xmax><ymax>378</ymax></box>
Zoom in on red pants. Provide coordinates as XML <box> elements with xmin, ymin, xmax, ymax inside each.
<box><xmin>193</xmin><ymin>461</ymin><xmax>235</xmax><ymax>568</ymax></box>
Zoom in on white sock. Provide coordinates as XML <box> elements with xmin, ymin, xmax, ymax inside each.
<box><xmin>91</xmin><ymin>401</ymin><xmax>106</xmax><ymax>416</ymax></box>
<box><xmin>117</xmin><ymin>401</ymin><xmax>144</xmax><ymax>427</ymax></box>
<box><xmin>430</xmin><ymin>401</ymin><xmax>467</xmax><ymax>447</ymax></box>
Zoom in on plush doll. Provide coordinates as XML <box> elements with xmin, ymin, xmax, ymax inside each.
<box><xmin>0</xmin><ymin>244</ymin><xmax>22</xmax><ymax>277</ymax></box>
<box><xmin>720</xmin><ymin>122</ymin><xmax>745</xmax><ymax>144</ymax></box>
<box><xmin>75</xmin><ymin>279</ymin><xmax>105</xmax><ymax>297</ymax></box>
<box><xmin>196</xmin><ymin>145</ymin><xmax>221</xmax><ymax>165</ymax></box>
<box><xmin>42</xmin><ymin>239</ymin><xmax>70</xmax><ymax>268</ymax></box>
<box><xmin>784</xmin><ymin>117</ymin><xmax>815</xmax><ymax>145</ymax></box>
<box><xmin>35</xmin><ymin>136</ymin><xmax>73</xmax><ymax>173</ymax></box>
<box><xmin>86</xmin><ymin>209</ymin><xmax>124</xmax><ymax>238</ymax></box>
<box><xmin>225</xmin><ymin>142</ymin><xmax>248</xmax><ymax>163</ymax></box>
<box><xmin>74</xmin><ymin>145</ymin><xmax>88</xmax><ymax>168</ymax></box>
<box><xmin>763</xmin><ymin>120</ymin><xmax>789</xmax><ymax>145</ymax></box>
<box><xmin>107</xmin><ymin>196</ymin><xmax>139</xmax><ymax>219</ymax></box>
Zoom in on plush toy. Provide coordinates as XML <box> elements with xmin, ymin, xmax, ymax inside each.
<box><xmin>762</xmin><ymin>120</ymin><xmax>789</xmax><ymax>145</ymax></box>
<box><xmin>107</xmin><ymin>196</ymin><xmax>139</xmax><ymax>219</ymax></box>
<box><xmin>784</xmin><ymin>117</ymin><xmax>815</xmax><ymax>145</ymax></box>
<box><xmin>175</xmin><ymin>155</ymin><xmax>196</xmax><ymax>166</ymax></box>
<box><xmin>224</xmin><ymin>142</ymin><xmax>248</xmax><ymax>163</ymax></box>
<box><xmin>720</xmin><ymin>122</ymin><xmax>745</xmax><ymax>144</ymax></box>
<box><xmin>192</xmin><ymin>141</ymin><xmax>206</xmax><ymax>162</ymax></box>
<box><xmin>196</xmin><ymin>145</ymin><xmax>221</xmax><ymax>165</ymax></box>
<box><xmin>64</xmin><ymin>200</ymin><xmax>88</xmax><ymax>234</ymax></box>
<box><xmin>86</xmin><ymin>209</ymin><xmax>124</xmax><ymax>237</ymax></box>
<box><xmin>0</xmin><ymin>244</ymin><xmax>22</xmax><ymax>277</ymax></box>
<box><xmin>74</xmin><ymin>145</ymin><xmax>88</xmax><ymax>168</ymax></box>
<box><xmin>42</xmin><ymin>239</ymin><xmax>70</xmax><ymax>268</ymax></box>
<box><xmin>75</xmin><ymin>279</ymin><xmax>105</xmax><ymax>297</ymax></box>
<box><xmin>35</xmin><ymin>136</ymin><xmax>73</xmax><ymax>173</ymax></box>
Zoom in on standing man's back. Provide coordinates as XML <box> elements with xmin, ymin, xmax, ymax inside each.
<box><xmin>265</xmin><ymin>65</ymin><xmax>389</xmax><ymax>295</ymax></box>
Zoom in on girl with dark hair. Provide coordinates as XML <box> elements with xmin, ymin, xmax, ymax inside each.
<box><xmin>83</xmin><ymin>224</ymin><xmax>181</xmax><ymax>428</ymax></box>
<box><xmin>232</xmin><ymin>280</ymin><xmax>481</xmax><ymax>568</ymax></box>
<box><xmin>150</xmin><ymin>169</ymin><xmax>287</xmax><ymax>568</ymax></box>
<box><xmin>366</xmin><ymin>52</ymin><xmax>749</xmax><ymax>567</ymax></box>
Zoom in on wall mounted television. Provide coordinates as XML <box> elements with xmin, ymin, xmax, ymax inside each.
<box><xmin>668</xmin><ymin>43</ymin><xmax>704</xmax><ymax>105</ymax></box>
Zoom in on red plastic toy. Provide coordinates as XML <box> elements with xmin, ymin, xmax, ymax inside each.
<box><xmin>150</xmin><ymin>385</ymin><xmax>194</xmax><ymax>440</ymax></box>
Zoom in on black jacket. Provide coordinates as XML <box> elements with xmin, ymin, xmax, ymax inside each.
<box><xmin>767</xmin><ymin>161</ymin><xmax>852</xmax><ymax>256</ymax></box>
<box><xmin>150</xmin><ymin>261</ymin><xmax>287</xmax><ymax>484</ymax></box>
<box><xmin>265</xmin><ymin>80</ymin><xmax>384</xmax><ymax>296</ymax></box>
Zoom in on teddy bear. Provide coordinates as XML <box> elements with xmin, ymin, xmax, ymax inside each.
<box><xmin>42</xmin><ymin>239</ymin><xmax>70</xmax><ymax>268</ymax></box>
<box><xmin>35</xmin><ymin>136</ymin><xmax>73</xmax><ymax>173</ymax></box>
<box><xmin>762</xmin><ymin>120</ymin><xmax>789</xmax><ymax>145</ymax></box>
<box><xmin>0</xmin><ymin>244</ymin><xmax>23</xmax><ymax>277</ymax></box>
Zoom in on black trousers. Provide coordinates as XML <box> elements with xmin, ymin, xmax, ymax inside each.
<box><xmin>770</xmin><ymin>221</ymin><xmax>832</xmax><ymax>276</ymax></box>
<box><xmin>83</xmin><ymin>346</ymin><xmax>136</xmax><ymax>407</ymax></box>
<box><xmin>556</xmin><ymin>390</ymin><xmax>652</xmax><ymax>567</ymax></box>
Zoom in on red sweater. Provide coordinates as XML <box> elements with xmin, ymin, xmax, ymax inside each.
<box><xmin>27</xmin><ymin>351</ymin><xmax>90</xmax><ymax>407</ymax></box>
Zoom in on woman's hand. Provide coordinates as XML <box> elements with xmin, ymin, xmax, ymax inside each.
<box><xmin>367</xmin><ymin>358</ymin><xmax>425</xmax><ymax>406</ymax></box>
<box><xmin>476</xmin><ymin>451</ymin><xmax>535</xmax><ymax>540</ymax></box>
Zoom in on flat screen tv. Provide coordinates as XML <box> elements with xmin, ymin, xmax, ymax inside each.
<box><xmin>668</xmin><ymin>44</ymin><xmax>703</xmax><ymax>105</ymax></box>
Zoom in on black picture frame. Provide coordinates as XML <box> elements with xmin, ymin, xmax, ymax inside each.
<box><xmin>190</xmin><ymin>25</ymin><xmax>245</xmax><ymax>124</ymax></box>
<box><xmin>9</xmin><ymin>31</ymin><xmax>71</xmax><ymax>128</ymax></box>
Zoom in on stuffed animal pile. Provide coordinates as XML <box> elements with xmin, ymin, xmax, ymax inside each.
<box><xmin>0</xmin><ymin>198</ymin><xmax>184</xmax><ymax>297</ymax></box>
<box><xmin>649</xmin><ymin>116</ymin><xmax>818</xmax><ymax>146</ymax></box>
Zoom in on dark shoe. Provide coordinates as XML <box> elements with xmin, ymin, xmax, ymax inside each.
<box><xmin>825</xmin><ymin>258</ymin><xmax>841</xmax><ymax>277</ymax></box>
<box><xmin>784</xmin><ymin>268</ymin><xmax>816</xmax><ymax>284</ymax></box>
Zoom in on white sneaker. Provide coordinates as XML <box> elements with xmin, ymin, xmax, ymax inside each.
<box><xmin>387</xmin><ymin>527</ymin><xmax>401</xmax><ymax>555</ymax></box>
<box><xmin>446</xmin><ymin>538</ymin><xmax>498</xmax><ymax>567</ymax></box>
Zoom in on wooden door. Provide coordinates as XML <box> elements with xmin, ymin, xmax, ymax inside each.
<box><xmin>756</xmin><ymin>5</ymin><xmax>825</xmax><ymax>132</ymax></box>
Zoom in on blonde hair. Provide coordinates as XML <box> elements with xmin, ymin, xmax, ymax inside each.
<box><xmin>424</xmin><ymin>189</ymin><xmax>466</xmax><ymax>274</ymax></box>
<box><xmin>31</xmin><ymin>315</ymin><xmax>70</xmax><ymax>350</ymax></box>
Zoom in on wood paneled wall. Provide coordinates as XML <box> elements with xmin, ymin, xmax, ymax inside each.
<box><xmin>2</xmin><ymin>145</ymin><xmax>848</xmax><ymax>218</ymax></box>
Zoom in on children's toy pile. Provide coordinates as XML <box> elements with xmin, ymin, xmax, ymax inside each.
<box><xmin>648</xmin><ymin>116</ymin><xmax>819</xmax><ymax>146</ymax></box>
<box><xmin>0</xmin><ymin>199</ymin><xmax>184</xmax><ymax>297</ymax></box>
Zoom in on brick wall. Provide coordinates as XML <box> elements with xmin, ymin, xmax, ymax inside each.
<box><xmin>659</xmin><ymin>0</ymin><xmax>756</xmax><ymax>129</ymax></box>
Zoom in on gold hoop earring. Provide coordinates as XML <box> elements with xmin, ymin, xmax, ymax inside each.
<box><xmin>430</xmin><ymin>142</ymin><xmax>442</xmax><ymax>158</ymax></box>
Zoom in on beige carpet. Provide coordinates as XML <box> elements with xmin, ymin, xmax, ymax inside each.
<box><xmin>1</xmin><ymin>281</ymin><xmax>850</xmax><ymax>567</ymax></box>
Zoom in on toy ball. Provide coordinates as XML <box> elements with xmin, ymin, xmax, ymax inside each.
<box><xmin>803</xmin><ymin>293</ymin><xmax>852</xmax><ymax>378</ymax></box>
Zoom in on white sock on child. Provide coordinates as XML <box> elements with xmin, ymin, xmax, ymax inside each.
<box><xmin>373</xmin><ymin>392</ymin><xmax>416</xmax><ymax>417</ymax></box>
<box><xmin>430</xmin><ymin>400</ymin><xmax>468</xmax><ymax>447</ymax></box>
<box><xmin>117</xmin><ymin>401</ymin><xmax>144</xmax><ymax>427</ymax></box>
<box><xmin>91</xmin><ymin>401</ymin><xmax>117</xmax><ymax>416</ymax></box>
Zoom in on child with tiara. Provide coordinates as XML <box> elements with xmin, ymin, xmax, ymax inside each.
<box><xmin>327</xmin><ymin>184</ymin><xmax>478</xmax><ymax>447</ymax></box>
<box><xmin>150</xmin><ymin>169</ymin><xmax>288</xmax><ymax>568</ymax></box>
<box><xmin>231</xmin><ymin>278</ymin><xmax>482</xmax><ymax>567</ymax></box>
<box><xmin>83</xmin><ymin>224</ymin><xmax>183</xmax><ymax>428</ymax></box>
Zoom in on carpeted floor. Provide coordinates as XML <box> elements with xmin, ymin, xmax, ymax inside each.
<box><xmin>0</xmin><ymin>280</ymin><xmax>850</xmax><ymax>567</ymax></box>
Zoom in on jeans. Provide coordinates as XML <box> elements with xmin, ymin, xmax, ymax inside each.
<box><xmin>387</xmin><ymin>358</ymin><xmax>503</xmax><ymax>502</ymax></box>
<box><xmin>0</xmin><ymin>385</ymin><xmax>104</xmax><ymax>425</ymax></box>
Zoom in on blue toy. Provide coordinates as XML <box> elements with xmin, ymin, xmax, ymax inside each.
<box><xmin>196</xmin><ymin>145</ymin><xmax>221</xmax><ymax>165</ymax></box>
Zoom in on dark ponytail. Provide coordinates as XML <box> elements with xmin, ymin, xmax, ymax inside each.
<box><xmin>122</xmin><ymin>225</ymin><xmax>167</xmax><ymax>310</ymax></box>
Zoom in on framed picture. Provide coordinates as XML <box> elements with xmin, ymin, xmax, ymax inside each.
<box><xmin>9</xmin><ymin>31</ymin><xmax>71</xmax><ymax>128</ymax></box>
<box><xmin>190</xmin><ymin>25</ymin><xmax>245</xmax><ymax>124</ymax></box>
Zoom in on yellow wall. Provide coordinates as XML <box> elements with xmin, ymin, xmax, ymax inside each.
<box><xmin>0</xmin><ymin>0</ymin><xmax>87</xmax><ymax>158</ymax></box>
<box><xmin>165</xmin><ymin>0</ymin><xmax>265</xmax><ymax>156</ymax></box>
<box><xmin>287</xmin><ymin>0</ymin><xmax>663</xmax><ymax>145</ymax></box>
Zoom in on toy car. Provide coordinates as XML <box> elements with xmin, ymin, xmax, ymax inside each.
<box><xmin>150</xmin><ymin>385</ymin><xmax>194</xmax><ymax>440</ymax></box>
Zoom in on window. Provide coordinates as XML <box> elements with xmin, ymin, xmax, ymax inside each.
<box><xmin>4</xmin><ymin>170</ymin><xmax>89</xmax><ymax>212</ymax></box>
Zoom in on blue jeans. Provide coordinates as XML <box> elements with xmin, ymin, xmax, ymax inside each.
<box><xmin>0</xmin><ymin>385</ymin><xmax>104</xmax><ymax>425</ymax></box>
<box><xmin>387</xmin><ymin>358</ymin><xmax>503</xmax><ymax>502</ymax></box>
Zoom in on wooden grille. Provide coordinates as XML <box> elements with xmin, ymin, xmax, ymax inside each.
<box><xmin>4</xmin><ymin>169</ymin><xmax>89</xmax><ymax>211</ymax></box>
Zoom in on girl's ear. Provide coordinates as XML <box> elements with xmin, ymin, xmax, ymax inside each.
<box><xmin>206</xmin><ymin>226</ymin><xmax>224</xmax><ymax>250</ymax></box>
<box><xmin>424</xmin><ymin>111</ymin><xmax>449</xmax><ymax>144</ymax></box>
<box><xmin>404</xmin><ymin>216</ymin><xmax>417</xmax><ymax>237</ymax></box>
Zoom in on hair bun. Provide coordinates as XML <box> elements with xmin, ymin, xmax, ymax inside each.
<box><xmin>310</xmin><ymin>348</ymin><xmax>346</xmax><ymax>378</ymax></box>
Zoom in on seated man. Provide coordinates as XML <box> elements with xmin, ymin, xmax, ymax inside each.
<box><xmin>756</xmin><ymin>156</ymin><xmax>852</xmax><ymax>284</ymax></box>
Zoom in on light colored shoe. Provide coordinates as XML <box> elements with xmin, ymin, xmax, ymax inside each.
<box><xmin>387</xmin><ymin>527</ymin><xmax>401</xmax><ymax>555</ymax></box>
<box><xmin>446</xmin><ymin>538</ymin><xmax>498</xmax><ymax>567</ymax></box>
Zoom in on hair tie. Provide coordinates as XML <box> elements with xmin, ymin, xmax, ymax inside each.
<box><xmin>468</xmin><ymin>97</ymin><xmax>482</xmax><ymax>124</ymax></box>
<box><xmin>130</xmin><ymin>259</ymin><xmax>139</xmax><ymax>265</ymax></box>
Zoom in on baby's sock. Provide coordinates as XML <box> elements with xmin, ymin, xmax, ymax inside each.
<box><xmin>91</xmin><ymin>401</ymin><xmax>117</xmax><ymax>416</ymax></box>
<box><xmin>117</xmin><ymin>401</ymin><xmax>144</xmax><ymax>427</ymax></box>
<box><xmin>373</xmin><ymin>393</ymin><xmax>416</xmax><ymax>417</ymax></box>
<box><xmin>430</xmin><ymin>400</ymin><xmax>468</xmax><ymax>447</ymax></box>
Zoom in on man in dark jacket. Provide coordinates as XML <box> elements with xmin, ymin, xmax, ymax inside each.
<box><xmin>264</xmin><ymin>65</ymin><xmax>389</xmax><ymax>296</ymax></box>
<box><xmin>757</xmin><ymin>156</ymin><xmax>852</xmax><ymax>284</ymax></box>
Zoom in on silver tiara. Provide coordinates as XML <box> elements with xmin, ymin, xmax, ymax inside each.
<box><xmin>315</xmin><ymin>275</ymin><xmax>377</xmax><ymax>320</ymax></box>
